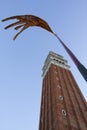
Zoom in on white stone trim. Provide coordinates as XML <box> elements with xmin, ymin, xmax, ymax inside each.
<box><xmin>42</xmin><ymin>51</ymin><xmax>70</xmax><ymax>78</ymax></box>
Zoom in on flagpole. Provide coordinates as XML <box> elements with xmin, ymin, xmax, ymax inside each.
<box><xmin>53</xmin><ymin>33</ymin><xmax>87</xmax><ymax>82</ymax></box>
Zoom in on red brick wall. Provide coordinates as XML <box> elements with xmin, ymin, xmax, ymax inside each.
<box><xmin>39</xmin><ymin>63</ymin><xmax>87</xmax><ymax>130</ymax></box>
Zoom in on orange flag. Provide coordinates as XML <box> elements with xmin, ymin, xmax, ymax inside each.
<box><xmin>2</xmin><ymin>15</ymin><xmax>53</xmax><ymax>40</ymax></box>
<box><xmin>2</xmin><ymin>14</ymin><xmax>87</xmax><ymax>81</ymax></box>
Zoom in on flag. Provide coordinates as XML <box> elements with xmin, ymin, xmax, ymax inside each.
<box><xmin>2</xmin><ymin>15</ymin><xmax>53</xmax><ymax>40</ymax></box>
<box><xmin>2</xmin><ymin>14</ymin><xmax>87</xmax><ymax>81</ymax></box>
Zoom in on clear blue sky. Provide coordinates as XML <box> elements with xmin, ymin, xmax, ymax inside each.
<box><xmin>0</xmin><ymin>0</ymin><xmax>87</xmax><ymax>130</ymax></box>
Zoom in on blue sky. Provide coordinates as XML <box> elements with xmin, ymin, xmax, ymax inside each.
<box><xmin>0</xmin><ymin>0</ymin><xmax>87</xmax><ymax>130</ymax></box>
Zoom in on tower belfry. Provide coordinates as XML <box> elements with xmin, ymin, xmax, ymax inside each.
<box><xmin>39</xmin><ymin>51</ymin><xmax>87</xmax><ymax>130</ymax></box>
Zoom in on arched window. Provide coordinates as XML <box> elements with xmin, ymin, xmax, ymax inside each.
<box><xmin>62</xmin><ymin>109</ymin><xmax>66</xmax><ymax>116</ymax></box>
<box><xmin>56</xmin><ymin>77</ymin><xmax>59</xmax><ymax>80</ymax></box>
<box><xmin>57</xmin><ymin>85</ymin><xmax>61</xmax><ymax>89</ymax></box>
<box><xmin>59</xmin><ymin>95</ymin><xmax>63</xmax><ymax>100</ymax></box>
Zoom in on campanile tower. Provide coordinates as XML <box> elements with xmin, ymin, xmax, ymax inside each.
<box><xmin>39</xmin><ymin>51</ymin><xmax>87</xmax><ymax>130</ymax></box>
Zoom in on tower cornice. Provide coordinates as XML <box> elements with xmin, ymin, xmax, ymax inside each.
<box><xmin>42</xmin><ymin>51</ymin><xmax>70</xmax><ymax>77</ymax></box>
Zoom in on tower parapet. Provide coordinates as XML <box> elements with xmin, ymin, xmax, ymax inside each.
<box><xmin>42</xmin><ymin>51</ymin><xmax>70</xmax><ymax>77</ymax></box>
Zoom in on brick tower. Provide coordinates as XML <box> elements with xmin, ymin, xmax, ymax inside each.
<box><xmin>39</xmin><ymin>51</ymin><xmax>87</xmax><ymax>130</ymax></box>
